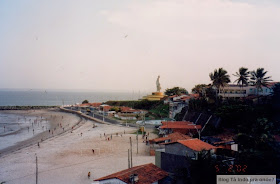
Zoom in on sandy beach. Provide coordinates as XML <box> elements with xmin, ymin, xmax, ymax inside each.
<box><xmin>0</xmin><ymin>109</ymin><xmax>156</xmax><ymax>184</ymax></box>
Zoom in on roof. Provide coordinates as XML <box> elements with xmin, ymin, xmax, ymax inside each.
<box><xmin>89</xmin><ymin>103</ymin><xmax>102</xmax><ymax>107</ymax></box>
<box><xmin>161</xmin><ymin>121</ymin><xmax>193</xmax><ymax>126</ymax></box>
<box><xmin>160</xmin><ymin>121</ymin><xmax>200</xmax><ymax>129</ymax></box>
<box><xmin>151</xmin><ymin>132</ymin><xmax>191</xmax><ymax>143</ymax></box>
<box><xmin>94</xmin><ymin>163</ymin><xmax>168</xmax><ymax>184</ymax></box>
<box><xmin>101</xmin><ymin>106</ymin><xmax>112</xmax><ymax>112</ymax></box>
<box><xmin>177</xmin><ymin>139</ymin><xmax>216</xmax><ymax>151</ymax></box>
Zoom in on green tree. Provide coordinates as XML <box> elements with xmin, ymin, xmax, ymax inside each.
<box><xmin>250</xmin><ymin>68</ymin><xmax>272</xmax><ymax>103</ymax></box>
<box><xmin>272</xmin><ymin>83</ymin><xmax>280</xmax><ymax>109</ymax></box>
<box><xmin>233</xmin><ymin>67</ymin><xmax>250</xmax><ymax>96</ymax></box>
<box><xmin>82</xmin><ymin>100</ymin><xmax>89</xmax><ymax>104</ymax></box>
<box><xmin>209</xmin><ymin>68</ymin><xmax>231</xmax><ymax>99</ymax></box>
<box><xmin>192</xmin><ymin>84</ymin><xmax>207</xmax><ymax>97</ymax></box>
<box><xmin>164</xmin><ymin>87</ymin><xmax>188</xmax><ymax>96</ymax></box>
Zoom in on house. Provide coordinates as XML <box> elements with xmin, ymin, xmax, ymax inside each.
<box><xmin>93</xmin><ymin>163</ymin><xmax>168</xmax><ymax>184</ymax></box>
<box><xmin>164</xmin><ymin>94</ymin><xmax>199</xmax><ymax>118</ymax></box>
<box><xmin>218</xmin><ymin>82</ymin><xmax>279</xmax><ymax>99</ymax></box>
<box><xmin>150</xmin><ymin>132</ymin><xmax>191</xmax><ymax>145</ymax></box>
<box><xmin>115</xmin><ymin>107</ymin><xmax>147</xmax><ymax>120</ymax></box>
<box><xmin>164</xmin><ymin>139</ymin><xmax>216</xmax><ymax>159</ymax></box>
<box><xmin>155</xmin><ymin>139</ymin><xmax>216</xmax><ymax>175</ymax></box>
<box><xmin>159</xmin><ymin>121</ymin><xmax>201</xmax><ymax>135</ymax></box>
<box><xmin>149</xmin><ymin>132</ymin><xmax>191</xmax><ymax>156</ymax></box>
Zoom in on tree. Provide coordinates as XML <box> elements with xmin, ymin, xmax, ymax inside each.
<box><xmin>192</xmin><ymin>84</ymin><xmax>207</xmax><ymax>97</ymax></box>
<box><xmin>164</xmin><ymin>87</ymin><xmax>188</xmax><ymax>96</ymax></box>
<box><xmin>233</xmin><ymin>67</ymin><xmax>249</xmax><ymax>87</ymax></box>
<box><xmin>82</xmin><ymin>100</ymin><xmax>89</xmax><ymax>104</ymax></box>
<box><xmin>272</xmin><ymin>83</ymin><xmax>280</xmax><ymax>109</ymax></box>
<box><xmin>209</xmin><ymin>68</ymin><xmax>231</xmax><ymax>99</ymax></box>
<box><xmin>250</xmin><ymin>68</ymin><xmax>272</xmax><ymax>103</ymax></box>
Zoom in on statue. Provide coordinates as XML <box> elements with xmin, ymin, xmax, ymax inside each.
<box><xmin>156</xmin><ymin>75</ymin><xmax>161</xmax><ymax>92</ymax></box>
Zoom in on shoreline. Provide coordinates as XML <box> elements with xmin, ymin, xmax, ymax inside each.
<box><xmin>0</xmin><ymin>109</ymin><xmax>154</xmax><ymax>184</ymax></box>
<box><xmin>0</xmin><ymin>106</ymin><xmax>58</xmax><ymax>110</ymax></box>
<box><xmin>0</xmin><ymin>108</ymin><xmax>85</xmax><ymax>157</ymax></box>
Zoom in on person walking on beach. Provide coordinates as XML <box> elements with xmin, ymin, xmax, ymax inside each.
<box><xmin>88</xmin><ymin>172</ymin><xmax>91</xmax><ymax>179</ymax></box>
<box><xmin>37</xmin><ymin>142</ymin><xmax>40</xmax><ymax>148</ymax></box>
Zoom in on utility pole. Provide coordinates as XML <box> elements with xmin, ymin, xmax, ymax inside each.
<box><xmin>36</xmin><ymin>155</ymin><xmax>38</xmax><ymax>184</ymax></box>
<box><xmin>130</xmin><ymin>137</ymin><xmax>132</xmax><ymax>168</ymax></box>
<box><xmin>136</xmin><ymin>129</ymin><xmax>138</xmax><ymax>154</ymax></box>
<box><xmin>103</xmin><ymin>108</ymin><xmax>105</xmax><ymax>122</ymax></box>
<box><xmin>128</xmin><ymin>149</ymin><xmax>130</xmax><ymax>168</ymax></box>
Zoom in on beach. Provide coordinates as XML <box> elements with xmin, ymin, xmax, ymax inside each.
<box><xmin>0</xmin><ymin>109</ymin><xmax>156</xmax><ymax>184</ymax></box>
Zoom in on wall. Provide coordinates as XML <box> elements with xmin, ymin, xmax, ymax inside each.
<box><xmin>165</xmin><ymin>143</ymin><xmax>196</xmax><ymax>158</ymax></box>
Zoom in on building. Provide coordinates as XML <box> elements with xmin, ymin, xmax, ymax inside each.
<box><xmin>155</xmin><ymin>139</ymin><xmax>216</xmax><ymax>175</ymax></box>
<box><xmin>114</xmin><ymin>107</ymin><xmax>147</xmax><ymax>120</ymax></box>
<box><xmin>93</xmin><ymin>163</ymin><xmax>168</xmax><ymax>184</ymax></box>
<box><xmin>164</xmin><ymin>94</ymin><xmax>199</xmax><ymax>118</ymax></box>
<box><xmin>150</xmin><ymin>132</ymin><xmax>192</xmax><ymax>145</ymax></box>
<box><xmin>218</xmin><ymin>82</ymin><xmax>278</xmax><ymax>99</ymax></box>
<box><xmin>164</xmin><ymin>139</ymin><xmax>216</xmax><ymax>159</ymax></box>
<box><xmin>149</xmin><ymin>132</ymin><xmax>191</xmax><ymax>156</ymax></box>
<box><xmin>159</xmin><ymin>121</ymin><xmax>201</xmax><ymax>135</ymax></box>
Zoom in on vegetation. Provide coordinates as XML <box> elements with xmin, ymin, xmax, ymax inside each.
<box><xmin>82</xmin><ymin>99</ymin><xmax>89</xmax><ymax>104</ymax></box>
<box><xmin>250</xmin><ymin>68</ymin><xmax>272</xmax><ymax>91</ymax></box>
<box><xmin>191</xmin><ymin>84</ymin><xmax>208</xmax><ymax>97</ymax></box>
<box><xmin>233</xmin><ymin>67</ymin><xmax>250</xmax><ymax>87</ymax></box>
<box><xmin>105</xmin><ymin>99</ymin><xmax>162</xmax><ymax>110</ymax></box>
<box><xmin>164</xmin><ymin>87</ymin><xmax>188</xmax><ymax>96</ymax></box>
<box><xmin>209</xmin><ymin>68</ymin><xmax>231</xmax><ymax>96</ymax></box>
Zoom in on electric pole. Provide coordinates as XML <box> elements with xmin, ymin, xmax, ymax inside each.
<box><xmin>36</xmin><ymin>155</ymin><xmax>38</xmax><ymax>184</ymax></box>
<box><xmin>130</xmin><ymin>137</ymin><xmax>132</xmax><ymax>168</ymax></box>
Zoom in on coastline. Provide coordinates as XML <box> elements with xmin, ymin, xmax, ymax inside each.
<box><xmin>0</xmin><ymin>108</ymin><xmax>84</xmax><ymax>157</ymax></box>
<box><xmin>0</xmin><ymin>108</ymin><xmax>155</xmax><ymax>184</ymax></box>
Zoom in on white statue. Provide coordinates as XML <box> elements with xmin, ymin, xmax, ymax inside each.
<box><xmin>156</xmin><ymin>75</ymin><xmax>161</xmax><ymax>92</ymax></box>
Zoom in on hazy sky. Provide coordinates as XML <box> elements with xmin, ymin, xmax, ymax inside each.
<box><xmin>0</xmin><ymin>0</ymin><xmax>280</xmax><ymax>93</ymax></box>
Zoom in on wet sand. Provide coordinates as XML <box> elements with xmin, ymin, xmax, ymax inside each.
<box><xmin>0</xmin><ymin>109</ymin><xmax>83</xmax><ymax>156</ymax></box>
<box><xmin>0</xmin><ymin>109</ymin><xmax>156</xmax><ymax>184</ymax></box>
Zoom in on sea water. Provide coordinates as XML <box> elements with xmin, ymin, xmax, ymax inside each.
<box><xmin>0</xmin><ymin>112</ymin><xmax>49</xmax><ymax>151</ymax></box>
<box><xmin>0</xmin><ymin>90</ymin><xmax>147</xmax><ymax>106</ymax></box>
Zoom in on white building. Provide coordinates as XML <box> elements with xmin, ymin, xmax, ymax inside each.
<box><xmin>218</xmin><ymin>82</ymin><xmax>278</xmax><ymax>99</ymax></box>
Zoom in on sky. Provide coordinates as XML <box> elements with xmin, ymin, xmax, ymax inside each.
<box><xmin>0</xmin><ymin>0</ymin><xmax>280</xmax><ymax>93</ymax></box>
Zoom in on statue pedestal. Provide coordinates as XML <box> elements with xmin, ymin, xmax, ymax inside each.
<box><xmin>142</xmin><ymin>92</ymin><xmax>165</xmax><ymax>101</ymax></box>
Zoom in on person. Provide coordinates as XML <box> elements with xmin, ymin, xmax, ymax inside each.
<box><xmin>88</xmin><ymin>172</ymin><xmax>91</xmax><ymax>179</ymax></box>
<box><xmin>38</xmin><ymin>142</ymin><xmax>40</xmax><ymax>148</ymax></box>
<box><xmin>92</xmin><ymin>149</ymin><xmax>94</xmax><ymax>154</ymax></box>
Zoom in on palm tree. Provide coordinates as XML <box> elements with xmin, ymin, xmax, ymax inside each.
<box><xmin>209</xmin><ymin>68</ymin><xmax>231</xmax><ymax>99</ymax></box>
<box><xmin>250</xmin><ymin>68</ymin><xmax>272</xmax><ymax>103</ymax></box>
<box><xmin>233</xmin><ymin>67</ymin><xmax>250</xmax><ymax>96</ymax></box>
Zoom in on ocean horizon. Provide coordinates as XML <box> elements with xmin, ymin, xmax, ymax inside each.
<box><xmin>0</xmin><ymin>90</ymin><xmax>148</xmax><ymax>106</ymax></box>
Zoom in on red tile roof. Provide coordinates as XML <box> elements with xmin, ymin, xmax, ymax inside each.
<box><xmin>161</xmin><ymin>121</ymin><xmax>193</xmax><ymax>126</ymax></box>
<box><xmin>177</xmin><ymin>139</ymin><xmax>216</xmax><ymax>151</ymax></box>
<box><xmin>94</xmin><ymin>163</ymin><xmax>168</xmax><ymax>184</ymax></box>
<box><xmin>160</xmin><ymin>124</ymin><xmax>201</xmax><ymax>129</ymax></box>
<box><xmin>89</xmin><ymin>103</ymin><xmax>102</xmax><ymax>107</ymax></box>
<box><xmin>102</xmin><ymin>106</ymin><xmax>112</xmax><ymax>112</ymax></box>
<box><xmin>151</xmin><ymin>132</ymin><xmax>191</xmax><ymax>143</ymax></box>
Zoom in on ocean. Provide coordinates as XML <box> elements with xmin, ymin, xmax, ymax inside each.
<box><xmin>0</xmin><ymin>90</ymin><xmax>147</xmax><ymax>106</ymax></box>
